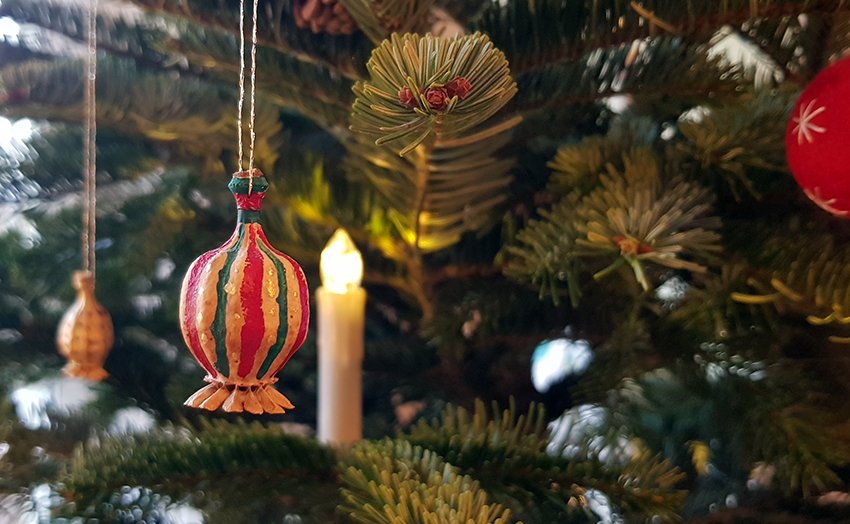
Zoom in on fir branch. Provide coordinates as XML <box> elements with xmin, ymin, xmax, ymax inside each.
<box><xmin>512</xmin><ymin>35</ymin><xmax>744</xmax><ymax>117</ymax></box>
<box><xmin>345</xmin><ymin>123</ymin><xmax>520</xmax><ymax>317</ymax></box>
<box><xmin>67</xmin><ymin>419</ymin><xmax>336</xmax><ymax>493</ymax></box>
<box><xmin>545</xmin><ymin>118</ymin><xmax>659</xmax><ymax>197</ymax></box>
<box><xmin>0</xmin><ymin>57</ymin><xmax>285</xmax><ymax>166</ymax></box>
<box><xmin>403</xmin><ymin>399</ymin><xmax>686</xmax><ymax>521</ymax></box>
<box><xmin>350</xmin><ymin>32</ymin><xmax>518</xmax><ymax>155</ymax></box>
<box><xmin>469</xmin><ymin>0</ymin><xmax>850</xmax><ymax>76</ymax></box>
<box><xmin>819</xmin><ymin>11</ymin><xmax>850</xmax><ymax>70</ymax></box>
<box><xmin>671</xmin><ymin>261</ymin><xmax>781</xmax><ymax>339</ymax></box>
<box><xmin>3</xmin><ymin>0</ymin><xmax>355</xmax><ymax>133</ymax></box>
<box><xmin>405</xmin><ymin>398</ymin><xmax>550</xmax><ymax>462</ymax></box>
<box><xmin>741</xmin><ymin>368</ymin><xmax>850</xmax><ymax>496</ymax></box>
<box><xmin>575</xmin><ymin>149</ymin><xmax>722</xmax><ymax>290</ymax></box>
<box><xmin>337</xmin><ymin>0</ymin><xmax>436</xmax><ymax>44</ymax></box>
<box><xmin>729</xmin><ymin>224</ymin><xmax>850</xmax><ymax>339</ymax></box>
<box><xmin>0</xmin><ymin>0</ymin><xmax>169</xmax><ymax>67</ymax></box>
<box><xmin>345</xmin><ymin>121</ymin><xmax>516</xmax><ymax>254</ymax></box>
<box><xmin>677</xmin><ymin>91</ymin><xmax>794</xmax><ymax>200</ymax></box>
<box><xmin>503</xmin><ymin>191</ymin><xmax>584</xmax><ymax>307</ymax></box>
<box><xmin>733</xmin><ymin>15</ymin><xmax>809</xmax><ymax>84</ymax></box>
<box><xmin>154</xmin><ymin>18</ymin><xmax>355</xmax><ymax>131</ymax></box>
<box><xmin>339</xmin><ymin>439</ymin><xmax>514</xmax><ymax>524</ymax></box>
<box><xmin>506</xmin><ymin>149</ymin><xmax>722</xmax><ymax>301</ymax></box>
<box><xmin>120</xmin><ymin>0</ymin><xmax>374</xmax><ymax>80</ymax></box>
<box><xmin>259</xmin><ymin>154</ymin><xmax>400</xmax><ymax>263</ymax></box>
<box><xmin>570</xmin><ymin>319</ymin><xmax>656</xmax><ymax>404</ymax></box>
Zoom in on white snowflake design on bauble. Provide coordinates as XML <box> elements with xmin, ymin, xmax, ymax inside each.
<box><xmin>804</xmin><ymin>186</ymin><xmax>848</xmax><ymax>217</ymax></box>
<box><xmin>792</xmin><ymin>99</ymin><xmax>827</xmax><ymax>145</ymax></box>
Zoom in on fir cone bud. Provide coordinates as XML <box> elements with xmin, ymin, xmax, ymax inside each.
<box><xmin>613</xmin><ymin>236</ymin><xmax>653</xmax><ymax>255</ymax></box>
<box><xmin>293</xmin><ymin>0</ymin><xmax>357</xmax><ymax>35</ymax></box>
<box><xmin>399</xmin><ymin>87</ymin><xmax>418</xmax><ymax>109</ymax></box>
<box><xmin>422</xmin><ymin>86</ymin><xmax>449</xmax><ymax>111</ymax></box>
<box><xmin>446</xmin><ymin>77</ymin><xmax>472</xmax><ymax>100</ymax></box>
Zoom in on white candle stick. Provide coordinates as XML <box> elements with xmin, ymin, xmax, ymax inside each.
<box><xmin>317</xmin><ymin>229</ymin><xmax>366</xmax><ymax>446</ymax></box>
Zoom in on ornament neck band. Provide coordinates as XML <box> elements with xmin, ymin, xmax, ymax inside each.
<box><xmin>229</xmin><ymin>170</ymin><xmax>268</xmax><ymax>223</ymax></box>
<box><xmin>237</xmin><ymin>209</ymin><xmax>261</xmax><ymax>224</ymax></box>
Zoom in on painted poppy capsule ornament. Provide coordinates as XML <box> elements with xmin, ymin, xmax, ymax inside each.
<box><xmin>179</xmin><ymin>170</ymin><xmax>310</xmax><ymax>414</ymax></box>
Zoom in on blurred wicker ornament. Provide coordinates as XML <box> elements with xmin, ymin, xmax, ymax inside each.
<box><xmin>56</xmin><ymin>271</ymin><xmax>114</xmax><ymax>381</ymax></box>
<box><xmin>179</xmin><ymin>170</ymin><xmax>310</xmax><ymax>414</ymax></box>
<box><xmin>57</xmin><ymin>0</ymin><xmax>111</xmax><ymax>382</ymax></box>
<box><xmin>429</xmin><ymin>7</ymin><xmax>463</xmax><ymax>38</ymax></box>
<box><xmin>294</xmin><ymin>0</ymin><xmax>357</xmax><ymax>35</ymax></box>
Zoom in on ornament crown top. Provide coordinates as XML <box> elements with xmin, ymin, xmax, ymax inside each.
<box><xmin>72</xmin><ymin>270</ymin><xmax>95</xmax><ymax>291</ymax></box>
<box><xmin>229</xmin><ymin>169</ymin><xmax>269</xmax><ymax>214</ymax></box>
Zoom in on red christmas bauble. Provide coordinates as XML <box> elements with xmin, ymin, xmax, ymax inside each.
<box><xmin>179</xmin><ymin>170</ymin><xmax>310</xmax><ymax>414</ymax></box>
<box><xmin>786</xmin><ymin>57</ymin><xmax>850</xmax><ymax>217</ymax></box>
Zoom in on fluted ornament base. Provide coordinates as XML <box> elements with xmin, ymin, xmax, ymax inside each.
<box><xmin>184</xmin><ymin>378</ymin><xmax>295</xmax><ymax>414</ymax></box>
<box><xmin>62</xmin><ymin>362</ymin><xmax>109</xmax><ymax>381</ymax></box>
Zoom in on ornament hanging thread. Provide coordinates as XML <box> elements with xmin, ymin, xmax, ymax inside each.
<box><xmin>56</xmin><ymin>0</ymin><xmax>114</xmax><ymax>381</ymax></box>
<box><xmin>179</xmin><ymin>0</ymin><xmax>310</xmax><ymax>414</ymax></box>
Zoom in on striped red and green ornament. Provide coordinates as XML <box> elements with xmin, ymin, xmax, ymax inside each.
<box><xmin>179</xmin><ymin>169</ymin><xmax>310</xmax><ymax>414</ymax></box>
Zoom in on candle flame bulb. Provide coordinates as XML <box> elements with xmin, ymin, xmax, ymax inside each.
<box><xmin>320</xmin><ymin>229</ymin><xmax>363</xmax><ymax>294</ymax></box>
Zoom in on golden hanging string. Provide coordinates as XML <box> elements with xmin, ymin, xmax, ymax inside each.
<box><xmin>236</xmin><ymin>0</ymin><xmax>261</xmax><ymax>195</ymax></box>
<box><xmin>55</xmin><ymin>0</ymin><xmax>114</xmax><ymax>382</ymax></box>
<box><xmin>82</xmin><ymin>0</ymin><xmax>97</xmax><ymax>274</ymax></box>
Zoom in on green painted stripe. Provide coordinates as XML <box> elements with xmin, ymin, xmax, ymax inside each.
<box><xmin>210</xmin><ymin>224</ymin><xmax>245</xmax><ymax>378</ymax></box>
<box><xmin>237</xmin><ymin>210</ymin><xmax>261</xmax><ymax>223</ymax></box>
<box><xmin>228</xmin><ymin>176</ymin><xmax>269</xmax><ymax>195</ymax></box>
<box><xmin>256</xmin><ymin>241</ymin><xmax>289</xmax><ymax>379</ymax></box>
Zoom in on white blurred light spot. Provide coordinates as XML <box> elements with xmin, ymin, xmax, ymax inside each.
<box><xmin>749</xmin><ymin>369</ymin><xmax>766</xmax><ymax>381</ymax></box>
<box><xmin>165</xmin><ymin>505</ymin><xmax>205</xmax><ymax>524</ymax></box>
<box><xmin>708</xmin><ymin>26</ymin><xmax>784</xmax><ymax>86</ymax></box>
<box><xmin>132</xmin><ymin>294</ymin><xmax>162</xmax><ymax>318</ymax></box>
<box><xmin>680</xmin><ymin>106</ymin><xmax>710</xmax><ymax>124</ymax></box>
<box><xmin>585</xmin><ymin>489</ymin><xmax>624</xmax><ymax>524</ymax></box>
<box><xmin>531</xmin><ymin>338</ymin><xmax>593</xmax><ymax>393</ymax></box>
<box><xmin>0</xmin><ymin>329</ymin><xmax>23</xmax><ymax>344</ymax></box>
<box><xmin>0</xmin><ymin>493</ymin><xmax>36</xmax><ymax>524</ymax></box>
<box><xmin>0</xmin><ymin>118</ymin><xmax>33</xmax><ymax>146</ymax></box>
<box><xmin>0</xmin><ymin>18</ymin><xmax>19</xmax><ymax>37</ymax></box>
<box><xmin>189</xmin><ymin>189</ymin><xmax>211</xmax><ymax>209</ymax></box>
<box><xmin>10</xmin><ymin>377</ymin><xmax>98</xmax><ymax>430</ymax></box>
<box><xmin>605</xmin><ymin>95</ymin><xmax>632</xmax><ymax>114</ymax></box>
<box><xmin>548</xmin><ymin>405</ymin><xmax>636</xmax><ymax>465</ymax></box>
<box><xmin>94</xmin><ymin>237</ymin><xmax>113</xmax><ymax>250</ymax></box>
<box><xmin>547</xmin><ymin>404</ymin><xmax>605</xmax><ymax>454</ymax></box>
<box><xmin>109</xmin><ymin>407</ymin><xmax>156</xmax><ymax>435</ymax></box>
<box><xmin>705</xmin><ymin>362</ymin><xmax>726</xmax><ymax>384</ymax></box>
<box><xmin>0</xmin><ymin>212</ymin><xmax>41</xmax><ymax>247</ymax></box>
<box><xmin>0</xmin><ymin>17</ymin><xmax>20</xmax><ymax>38</ymax></box>
<box><xmin>656</xmin><ymin>276</ymin><xmax>689</xmax><ymax>307</ymax></box>
<box><xmin>155</xmin><ymin>257</ymin><xmax>176</xmax><ymax>280</ymax></box>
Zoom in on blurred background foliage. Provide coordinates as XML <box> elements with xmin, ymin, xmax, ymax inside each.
<box><xmin>0</xmin><ymin>0</ymin><xmax>850</xmax><ymax>523</ymax></box>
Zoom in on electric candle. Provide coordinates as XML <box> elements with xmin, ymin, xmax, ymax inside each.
<box><xmin>316</xmin><ymin>229</ymin><xmax>366</xmax><ymax>445</ymax></box>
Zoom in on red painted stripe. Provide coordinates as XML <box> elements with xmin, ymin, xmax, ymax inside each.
<box><xmin>181</xmin><ymin>231</ymin><xmax>237</xmax><ymax>375</ymax></box>
<box><xmin>259</xmin><ymin>229</ymin><xmax>311</xmax><ymax>375</ymax></box>
<box><xmin>237</xmin><ymin>227</ymin><xmax>266</xmax><ymax>378</ymax></box>
<box><xmin>234</xmin><ymin>192</ymin><xmax>265</xmax><ymax>211</ymax></box>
